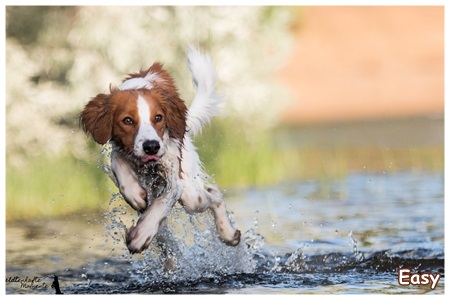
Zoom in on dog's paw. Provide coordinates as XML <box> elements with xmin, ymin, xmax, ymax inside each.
<box><xmin>121</xmin><ymin>185</ymin><xmax>148</xmax><ymax>212</ymax></box>
<box><xmin>224</xmin><ymin>229</ymin><xmax>241</xmax><ymax>247</ymax></box>
<box><xmin>126</xmin><ymin>224</ymin><xmax>153</xmax><ymax>254</ymax></box>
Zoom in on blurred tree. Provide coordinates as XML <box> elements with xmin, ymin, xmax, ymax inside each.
<box><xmin>6</xmin><ymin>6</ymin><xmax>295</xmax><ymax>165</ymax></box>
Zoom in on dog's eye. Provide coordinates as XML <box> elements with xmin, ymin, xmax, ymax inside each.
<box><xmin>123</xmin><ymin>117</ymin><xmax>134</xmax><ymax>125</ymax></box>
<box><xmin>154</xmin><ymin>114</ymin><xmax>163</xmax><ymax>123</ymax></box>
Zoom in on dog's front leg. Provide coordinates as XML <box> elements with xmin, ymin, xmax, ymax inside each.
<box><xmin>111</xmin><ymin>151</ymin><xmax>147</xmax><ymax>212</ymax></box>
<box><xmin>126</xmin><ymin>195</ymin><xmax>175</xmax><ymax>254</ymax></box>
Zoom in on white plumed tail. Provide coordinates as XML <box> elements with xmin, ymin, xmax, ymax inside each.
<box><xmin>186</xmin><ymin>48</ymin><xmax>223</xmax><ymax>137</ymax></box>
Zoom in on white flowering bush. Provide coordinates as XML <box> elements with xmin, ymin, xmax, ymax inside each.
<box><xmin>6</xmin><ymin>6</ymin><xmax>295</xmax><ymax>165</ymax></box>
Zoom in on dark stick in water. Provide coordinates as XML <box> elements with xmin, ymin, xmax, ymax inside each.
<box><xmin>51</xmin><ymin>275</ymin><xmax>63</xmax><ymax>294</ymax></box>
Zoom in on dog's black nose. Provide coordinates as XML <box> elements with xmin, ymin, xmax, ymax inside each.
<box><xmin>143</xmin><ymin>140</ymin><xmax>160</xmax><ymax>155</ymax></box>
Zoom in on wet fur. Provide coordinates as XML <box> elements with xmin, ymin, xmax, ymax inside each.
<box><xmin>80</xmin><ymin>49</ymin><xmax>241</xmax><ymax>255</ymax></box>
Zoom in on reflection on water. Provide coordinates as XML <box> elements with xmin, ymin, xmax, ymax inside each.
<box><xmin>6</xmin><ymin>171</ymin><xmax>444</xmax><ymax>294</ymax></box>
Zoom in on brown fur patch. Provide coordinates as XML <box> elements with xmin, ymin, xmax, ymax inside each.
<box><xmin>198</xmin><ymin>196</ymin><xmax>202</xmax><ymax>204</ymax></box>
<box><xmin>80</xmin><ymin>93</ymin><xmax>113</xmax><ymax>145</ymax></box>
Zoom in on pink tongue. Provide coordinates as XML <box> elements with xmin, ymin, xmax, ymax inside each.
<box><xmin>142</xmin><ymin>155</ymin><xmax>160</xmax><ymax>163</ymax></box>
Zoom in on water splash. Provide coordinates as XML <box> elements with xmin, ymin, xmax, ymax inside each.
<box><xmin>348</xmin><ymin>230</ymin><xmax>365</xmax><ymax>262</ymax></box>
<box><xmin>283</xmin><ymin>248</ymin><xmax>307</xmax><ymax>273</ymax></box>
<box><xmin>104</xmin><ymin>194</ymin><xmax>258</xmax><ymax>285</ymax></box>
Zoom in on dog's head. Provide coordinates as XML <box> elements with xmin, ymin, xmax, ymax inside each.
<box><xmin>80</xmin><ymin>63</ymin><xmax>187</xmax><ymax>164</ymax></box>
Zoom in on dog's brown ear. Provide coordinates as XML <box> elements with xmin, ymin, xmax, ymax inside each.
<box><xmin>160</xmin><ymin>94</ymin><xmax>187</xmax><ymax>142</ymax></box>
<box><xmin>80</xmin><ymin>93</ymin><xmax>112</xmax><ymax>145</ymax></box>
<box><xmin>149</xmin><ymin>63</ymin><xmax>188</xmax><ymax>142</ymax></box>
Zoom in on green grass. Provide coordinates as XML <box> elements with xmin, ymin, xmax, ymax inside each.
<box><xmin>196</xmin><ymin>120</ymin><xmax>285</xmax><ymax>187</ymax></box>
<box><xmin>280</xmin><ymin>146</ymin><xmax>444</xmax><ymax>180</ymax></box>
<box><xmin>6</xmin><ymin>120</ymin><xmax>444</xmax><ymax>221</ymax></box>
<box><xmin>6</xmin><ymin>153</ymin><xmax>115</xmax><ymax>221</ymax></box>
<box><xmin>196</xmin><ymin>120</ymin><xmax>444</xmax><ymax>185</ymax></box>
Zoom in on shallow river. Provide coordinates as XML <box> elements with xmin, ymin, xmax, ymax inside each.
<box><xmin>6</xmin><ymin>171</ymin><xmax>444</xmax><ymax>294</ymax></box>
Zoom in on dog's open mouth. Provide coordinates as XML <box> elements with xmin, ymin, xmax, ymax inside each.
<box><xmin>141</xmin><ymin>155</ymin><xmax>161</xmax><ymax>163</ymax></box>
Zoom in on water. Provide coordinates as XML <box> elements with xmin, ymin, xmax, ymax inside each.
<box><xmin>5</xmin><ymin>171</ymin><xmax>444</xmax><ymax>294</ymax></box>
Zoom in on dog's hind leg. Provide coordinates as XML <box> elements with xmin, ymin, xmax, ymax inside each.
<box><xmin>205</xmin><ymin>184</ymin><xmax>241</xmax><ymax>246</ymax></box>
<box><xmin>180</xmin><ymin>184</ymin><xmax>241</xmax><ymax>246</ymax></box>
